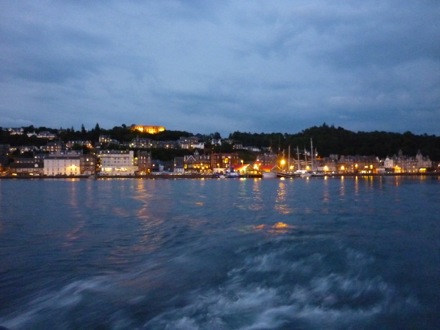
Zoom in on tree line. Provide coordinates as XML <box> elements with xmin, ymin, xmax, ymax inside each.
<box><xmin>228</xmin><ymin>123</ymin><xmax>440</xmax><ymax>160</ymax></box>
<box><xmin>1</xmin><ymin>123</ymin><xmax>440</xmax><ymax>160</ymax></box>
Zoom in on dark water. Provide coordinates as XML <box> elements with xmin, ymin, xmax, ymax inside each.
<box><xmin>0</xmin><ymin>176</ymin><xmax>439</xmax><ymax>329</ymax></box>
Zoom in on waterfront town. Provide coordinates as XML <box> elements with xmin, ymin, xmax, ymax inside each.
<box><xmin>0</xmin><ymin>124</ymin><xmax>437</xmax><ymax>178</ymax></box>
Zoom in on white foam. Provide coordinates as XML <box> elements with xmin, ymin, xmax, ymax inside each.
<box><xmin>1</xmin><ymin>244</ymin><xmax>420</xmax><ymax>329</ymax></box>
<box><xmin>166</xmin><ymin>316</ymin><xmax>199</xmax><ymax>330</ymax></box>
<box><xmin>145</xmin><ymin>244</ymin><xmax>418</xmax><ymax>329</ymax></box>
<box><xmin>0</xmin><ymin>277</ymin><xmax>111</xmax><ymax>329</ymax></box>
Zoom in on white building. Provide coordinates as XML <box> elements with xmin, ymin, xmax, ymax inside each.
<box><xmin>384</xmin><ymin>156</ymin><xmax>394</xmax><ymax>169</ymax></box>
<box><xmin>98</xmin><ymin>150</ymin><xmax>137</xmax><ymax>176</ymax></box>
<box><xmin>44</xmin><ymin>156</ymin><xmax>80</xmax><ymax>176</ymax></box>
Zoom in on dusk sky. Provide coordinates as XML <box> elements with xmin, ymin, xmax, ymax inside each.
<box><xmin>1</xmin><ymin>1</ymin><xmax>439</xmax><ymax>136</ymax></box>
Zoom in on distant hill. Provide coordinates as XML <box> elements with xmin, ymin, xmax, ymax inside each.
<box><xmin>228</xmin><ymin>124</ymin><xmax>440</xmax><ymax>160</ymax></box>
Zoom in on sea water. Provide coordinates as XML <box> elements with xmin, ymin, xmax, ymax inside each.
<box><xmin>0</xmin><ymin>176</ymin><xmax>439</xmax><ymax>329</ymax></box>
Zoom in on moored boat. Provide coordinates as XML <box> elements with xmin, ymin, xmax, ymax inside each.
<box><xmin>294</xmin><ymin>169</ymin><xmax>312</xmax><ymax>178</ymax></box>
<box><xmin>276</xmin><ymin>171</ymin><xmax>296</xmax><ymax>179</ymax></box>
<box><xmin>262</xmin><ymin>171</ymin><xmax>277</xmax><ymax>179</ymax></box>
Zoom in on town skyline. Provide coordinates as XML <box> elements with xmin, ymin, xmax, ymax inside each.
<box><xmin>2</xmin><ymin>123</ymin><xmax>439</xmax><ymax>177</ymax></box>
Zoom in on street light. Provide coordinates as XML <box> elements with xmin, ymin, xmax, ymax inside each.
<box><xmin>280</xmin><ymin>159</ymin><xmax>286</xmax><ymax>168</ymax></box>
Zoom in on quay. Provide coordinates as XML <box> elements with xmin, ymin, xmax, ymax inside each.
<box><xmin>1</xmin><ymin>172</ymin><xmax>439</xmax><ymax>180</ymax></box>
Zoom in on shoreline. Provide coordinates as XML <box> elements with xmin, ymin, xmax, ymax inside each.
<box><xmin>0</xmin><ymin>172</ymin><xmax>439</xmax><ymax>180</ymax></box>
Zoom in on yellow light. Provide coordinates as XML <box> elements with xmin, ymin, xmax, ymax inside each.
<box><xmin>280</xmin><ymin>159</ymin><xmax>286</xmax><ymax>166</ymax></box>
<box><xmin>273</xmin><ymin>222</ymin><xmax>288</xmax><ymax>229</ymax></box>
<box><xmin>131</xmin><ymin>125</ymin><xmax>165</xmax><ymax>134</ymax></box>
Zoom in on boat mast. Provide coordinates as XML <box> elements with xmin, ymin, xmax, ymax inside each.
<box><xmin>310</xmin><ymin>138</ymin><xmax>314</xmax><ymax>172</ymax></box>
<box><xmin>304</xmin><ymin>147</ymin><xmax>307</xmax><ymax>169</ymax></box>
<box><xmin>288</xmin><ymin>145</ymin><xmax>291</xmax><ymax>172</ymax></box>
<box><xmin>297</xmin><ymin>146</ymin><xmax>300</xmax><ymax>170</ymax></box>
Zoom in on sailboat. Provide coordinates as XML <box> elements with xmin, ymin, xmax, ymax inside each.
<box><xmin>294</xmin><ymin>139</ymin><xmax>315</xmax><ymax>177</ymax></box>
<box><xmin>276</xmin><ymin>146</ymin><xmax>296</xmax><ymax>178</ymax></box>
<box><xmin>276</xmin><ymin>139</ymin><xmax>317</xmax><ymax>178</ymax></box>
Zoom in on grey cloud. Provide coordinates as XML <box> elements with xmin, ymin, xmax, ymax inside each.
<box><xmin>0</xmin><ymin>1</ymin><xmax>439</xmax><ymax>135</ymax></box>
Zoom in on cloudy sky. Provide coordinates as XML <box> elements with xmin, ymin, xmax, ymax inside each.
<box><xmin>1</xmin><ymin>1</ymin><xmax>439</xmax><ymax>136</ymax></box>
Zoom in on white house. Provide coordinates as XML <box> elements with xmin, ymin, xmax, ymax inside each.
<box><xmin>44</xmin><ymin>156</ymin><xmax>81</xmax><ymax>176</ymax></box>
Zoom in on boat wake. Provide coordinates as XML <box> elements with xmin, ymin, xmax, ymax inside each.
<box><xmin>145</xmin><ymin>239</ymin><xmax>418</xmax><ymax>329</ymax></box>
<box><xmin>0</xmin><ymin>238</ymin><xmax>419</xmax><ymax>329</ymax></box>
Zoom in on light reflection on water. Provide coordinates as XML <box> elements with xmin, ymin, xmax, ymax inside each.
<box><xmin>354</xmin><ymin>176</ymin><xmax>359</xmax><ymax>196</ymax></box>
<box><xmin>250</xmin><ymin>179</ymin><xmax>263</xmax><ymax>211</ymax></box>
<box><xmin>339</xmin><ymin>176</ymin><xmax>346</xmax><ymax>199</ymax></box>
<box><xmin>0</xmin><ymin>177</ymin><xmax>439</xmax><ymax>329</ymax></box>
<box><xmin>275</xmin><ymin>180</ymin><xmax>292</xmax><ymax>215</ymax></box>
<box><xmin>321</xmin><ymin>178</ymin><xmax>330</xmax><ymax>214</ymax></box>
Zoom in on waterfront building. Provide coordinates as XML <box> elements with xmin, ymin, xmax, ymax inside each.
<box><xmin>337</xmin><ymin>155</ymin><xmax>380</xmax><ymax>174</ymax></box>
<box><xmin>80</xmin><ymin>154</ymin><xmax>97</xmax><ymax>175</ymax></box>
<box><xmin>183</xmin><ymin>150</ymin><xmax>211</xmax><ymax>173</ymax></box>
<box><xmin>44</xmin><ymin>155</ymin><xmax>80</xmax><ymax>176</ymax></box>
<box><xmin>151</xmin><ymin>160</ymin><xmax>173</xmax><ymax>172</ymax></box>
<box><xmin>383</xmin><ymin>150</ymin><xmax>433</xmax><ymax>173</ymax></box>
<box><xmin>9</xmin><ymin>157</ymin><xmax>44</xmax><ymax>176</ymax></box>
<box><xmin>211</xmin><ymin>153</ymin><xmax>241</xmax><ymax>173</ymax></box>
<box><xmin>98</xmin><ymin>150</ymin><xmax>137</xmax><ymax>176</ymax></box>
<box><xmin>138</xmin><ymin>151</ymin><xmax>152</xmax><ymax>174</ymax></box>
<box><xmin>384</xmin><ymin>156</ymin><xmax>394</xmax><ymax>170</ymax></box>
<box><xmin>173</xmin><ymin>157</ymin><xmax>184</xmax><ymax>174</ymax></box>
<box><xmin>315</xmin><ymin>159</ymin><xmax>337</xmax><ymax>174</ymax></box>
<box><xmin>415</xmin><ymin>151</ymin><xmax>432</xmax><ymax>170</ymax></box>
